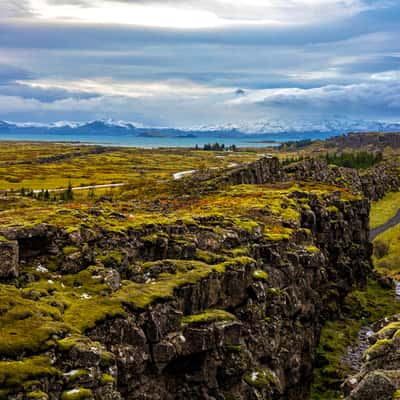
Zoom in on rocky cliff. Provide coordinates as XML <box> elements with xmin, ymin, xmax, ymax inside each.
<box><xmin>284</xmin><ymin>158</ymin><xmax>400</xmax><ymax>201</ymax></box>
<box><xmin>326</xmin><ymin>132</ymin><xmax>400</xmax><ymax>150</ymax></box>
<box><xmin>343</xmin><ymin>314</ymin><xmax>400</xmax><ymax>400</ymax></box>
<box><xmin>0</xmin><ymin>174</ymin><xmax>373</xmax><ymax>400</ymax></box>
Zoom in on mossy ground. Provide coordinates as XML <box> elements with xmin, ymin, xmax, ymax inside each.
<box><xmin>181</xmin><ymin>309</ymin><xmax>236</xmax><ymax>326</ymax></box>
<box><xmin>310</xmin><ymin>280</ymin><xmax>400</xmax><ymax>400</ymax></box>
<box><xmin>370</xmin><ymin>191</ymin><xmax>400</xmax><ymax>229</ymax></box>
<box><xmin>0</xmin><ymin>356</ymin><xmax>59</xmax><ymax>390</ymax></box>
<box><xmin>0</xmin><ymin>141</ymin><xmax>371</xmax><ymax>396</ymax></box>
<box><xmin>310</xmin><ymin>182</ymin><xmax>400</xmax><ymax>400</ymax></box>
<box><xmin>373</xmin><ymin>223</ymin><xmax>400</xmax><ymax>280</ymax></box>
<box><xmin>0</xmin><ymin>142</ymin><xmax>261</xmax><ymax>190</ymax></box>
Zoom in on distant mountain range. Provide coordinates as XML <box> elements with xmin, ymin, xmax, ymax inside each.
<box><xmin>1</xmin><ymin>118</ymin><xmax>400</xmax><ymax>139</ymax></box>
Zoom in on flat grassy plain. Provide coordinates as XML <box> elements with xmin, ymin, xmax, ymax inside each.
<box><xmin>0</xmin><ymin>142</ymin><xmax>264</xmax><ymax>191</ymax></box>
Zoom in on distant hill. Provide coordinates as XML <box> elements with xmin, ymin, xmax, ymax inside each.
<box><xmin>1</xmin><ymin>118</ymin><xmax>400</xmax><ymax>140</ymax></box>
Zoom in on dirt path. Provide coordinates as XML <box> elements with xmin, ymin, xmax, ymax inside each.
<box><xmin>370</xmin><ymin>209</ymin><xmax>400</xmax><ymax>241</ymax></box>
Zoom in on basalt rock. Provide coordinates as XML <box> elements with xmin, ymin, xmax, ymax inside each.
<box><xmin>343</xmin><ymin>314</ymin><xmax>400</xmax><ymax>400</ymax></box>
<box><xmin>285</xmin><ymin>158</ymin><xmax>400</xmax><ymax>201</ymax></box>
<box><xmin>327</xmin><ymin>132</ymin><xmax>400</xmax><ymax>150</ymax></box>
<box><xmin>0</xmin><ymin>187</ymin><xmax>372</xmax><ymax>400</ymax></box>
<box><xmin>0</xmin><ymin>239</ymin><xmax>19</xmax><ymax>279</ymax></box>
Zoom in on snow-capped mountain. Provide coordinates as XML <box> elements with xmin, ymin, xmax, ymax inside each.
<box><xmin>1</xmin><ymin>118</ymin><xmax>400</xmax><ymax>138</ymax></box>
<box><xmin>9</xmin><ymin>119</ymin><xmax>139</xmax><ymax>130</ymax></box>
<box><xmin>187</xmin><ymin>118</ymin><xmax>400</xmax><ymax>135</ymax></box>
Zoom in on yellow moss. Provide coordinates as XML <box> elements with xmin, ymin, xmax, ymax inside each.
<box><xmin>252</xmin><ymin>270</ymin><xmax>269</xmax><ymax>282</ymax></box>
<box><xmin>370</xmin><ymin>191</ymin><xmax>400</xmax><ymax>229</ymax></box>
<box><xmin>100</xmin><ymin>373</ymin><xmax>114</xmax><ymax>385</ymax></box>
<box><xmin>364</xmin><ymin>338</ymin><xmax>392</xmax><ymax>359</ymax></box>
<box><xmin>373</xmin><ymin>224</ymin><xmax>400</xmax><ymax>280</ymax></box>
<box><xmin>0</xmin><ymin>284</ymin><xmax>69</xmax><ymax>357</ymax></box>
<box><xmin>0</xmin><ymin>356</ymin><xmax>59</xmax><ymax>389</ymax></box>
<box><xmin>393</xmin><ymin>389</ymin><xmax>400</xmax><ymax>400</ymax></box>
<box><xmin>26</xmin><ymin>391</ymin><xmax>48</xmax><ymax>399</ymax></box>
<box><xmin>181</xmin><ymin>309</ymin><xmax>236</xmax><ymax>326</ymax></box>
<box><xmin>60</xmin><ymin>388</ymin><xmax>94</xmax><ymax>400</ymax></box>
<box><xmin>306</xmin><ymin>245</ymin><xmax>320</xmax><ymax>254</ymax></box>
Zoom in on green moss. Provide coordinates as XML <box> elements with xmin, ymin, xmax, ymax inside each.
<box><xmin>143</xmin><ymin>232</ymin><xmax>168</xmax><ymax>243</ymax></box>
<box><xmin>117</xmin><ymin>257</ymin><xmax>254</xmax><ymax>311</ymax></box>
<box><xmin>60</xmin><ymin>388</ymin><xmax>94</xmax><ymax>400</ymax></box>
<box><xmin>252</xmin><ymin>270</ymin><xmax>269</xmax><ymax>282</ymax></box>
<box><xmin>63</xmin><ymin>369</ymin><xmax>90</xmax><ymax>383</ymax></box>
<box><xmin>195</xmin><ymin>249</ymin><xmax>225</xmax><ymax>264</ymax></box>
<box><xmin>327</xmin><ymin>206</ymin><xmax>339</xmax><ymax>213</ymax></box>
<box><xmin>225</xmin><ymin>345</ymin><xmax>242</xmax><ymax>353</ymax></box>
<box><xmin>373</xmin><ymin>223</ymin><xmax>400</xmax><ymax>280</ymax></box>
<box><xmin>393</xmin><ymin>389</ymin><xmax>400</xmax><ymax>400</ymax></box>
<box><xmin>364</xmin><ymin>338</ymin><xmax>392</xmax><ymax>359</ymax></box>
<box><xmin>244</xmin><ymin>369</ymin><xmax>277</xmax><ymax>389</ymax></box>
<box><xmin>181</xmin><ymin>309</ymin><xmax>236</xmax><ymax>327</ymax></box>
<box><xmin>57</xmin><ymin>335</ymin><xmax>101</xmax><ymax>353</ymax></box>
<box><xmin>63</xmin><ymin>246</ymin><xmax>80</xmax><ymax>256</ymax></box>
<box><xmin>370</xmin><ymin>191</ymin><xmax>400</xmax><ymax>229</ymax></box>
<box><xmin>0</xmin><ymin>356</ymin><xmax>60</xmax><ymax>390</ymax></box>
<box><xmin>376</xmin><ymin>322</ymin><xmax>400</xmax><ymax>339</ymax></box>
<box><xmin>310</xmin><ymin>279</ymin><xmax>400</xmax><ymax>399</ymax></box>
<box><xmin>225</xmin><ymin>247</ymin><xmax>250</xmax><ymax>258</ymax></box>
<box><xmin>231</xmin><ymin>217</ymin><xmax>260</xmax><ymax>233</ymax></box>
<box><xmin>100</xmin><ymin>373</ymin><xmax>114</xmax><ymax>385</ymax></box>
<box><xmin>264</xmin><ymin>231</ymin><xmax>291</xmax><ymax>241</ymax></box>
<box><xmin>97</xmin><ymin>250</ymin><xmax>125</xmax><ymax>268</ymax></box>
<box><xmin>26</xmin><ymin>391</ymin><xmax>48</xmax><ymax>399</ymax></box>
<box><xmin>0</xmin><ymin>285</ymin><xmax>68</xmax><ymax>357</ymax></box>
<box><xmin>306</xmin><ymin>245</ymin><xmax>320</xmax><ymax>254</ymax></box>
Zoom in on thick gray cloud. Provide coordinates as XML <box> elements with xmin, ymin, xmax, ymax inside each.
<box><xmin>0</xmin><ymin>0</ymin><xmax>33</xmax><ymax>17</ymax></box>
<box><xmin>0</xmin><ymin>0</ymin><xmax>399</xmax><ymax>125</ymax></box>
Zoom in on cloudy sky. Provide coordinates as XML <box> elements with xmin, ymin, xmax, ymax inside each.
<box><xmin>0</xmin><ymin>0</ymin><xmax>399</xmax><ymax>126</ymax></box>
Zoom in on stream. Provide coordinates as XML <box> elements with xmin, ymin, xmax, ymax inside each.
<box><xmin>342</xmin><ymin>280</ymin><xmax>400</xmax><ymax>371</ymax></box>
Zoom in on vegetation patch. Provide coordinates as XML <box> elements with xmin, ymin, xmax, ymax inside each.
<box><xmin>373</xmin><ymin>224</ymin><xmax>400</xmax><ymax>280</ymax></box>
<box><xmin>252</xmin><ymin>270</ymin><xmax>269</xmax><ymax>282</ymax></box>
<box><xmin>323</xmin><ymin>151</ymin><xmax>383</xmax><ymax>170</ymax></box>
<box><xmin>60</xmin><ymin>388</ymin><xmax>94</xmax><ymax>400</ymax></box>
<box><xmin>310</xmin><ymin>279</ymin><xmax>400</xmax><ymax>400</ymax></box>
<box><xmin>370</xmin><ymin>191</ymin><xmax>400</xmax><ymax>229</ymax></box>
<box><xmin>0</xmin><ymin>356</ymin><xmax>60</xmax><ymax>390</ymax></box>
<box><xmin>181</xmin><ymin>309</ymin><xmax>236</xmax><ymax>327</ymax></box>
<box><xmin>244</xmin><ymin>369</ymin><xmax>277</xmax><ymax>390</ymax></box>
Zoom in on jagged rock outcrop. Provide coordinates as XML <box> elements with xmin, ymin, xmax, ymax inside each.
<box><xmin>285</xmin><ymin>158</ymin><xmax>400</xmax><ymax>201</ymax></box>
<box><xmin>0</xmin><ymin>239</ymin><xmax>19</xmax><ymax>279</ymax></box>
<box><xmin>0</xmin><ymin>183</ymin><xmax>372</xmax><ymax>400</ymax></box>
<box><xmin>218</xmin><ymin>156</ymin><xmax>286</xmax><ymax>185</ymax></box>
<box><xmin>327</xmin><ymin>132</ymin><xmax>400</xmax><ymax>150</ymax></box>
<box><xmin>343</xmin><ymin>314</ymin><xmax>400</xmax><ymax>400</ymax></box>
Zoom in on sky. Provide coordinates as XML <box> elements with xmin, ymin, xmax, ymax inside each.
<box><xmin>0</xmin><ymin>0</ymin><xmax>399</xmax><ymax>127</ymax></box>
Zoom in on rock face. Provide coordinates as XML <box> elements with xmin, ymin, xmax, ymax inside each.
<box><xmin>0</xmin><ymin>183</ymin><xmax>372</xmax><ymax>400</ymax></box>
<box><xmin>220</xmin><ymin>156</ymin><xmax>286</xmax><ymax>185</ymax></box>
<box><xmin>343</xmin><ymin>315</ymin><xmax>400</xmax><ymax>400</ymax></box>
<box><xmin>327</xmin><ymin>132</ymin><xmax>400</xmax><ymax>150</ymax></box>
<box><xmin>0</xmin><ymin>239</ymin><xmax>19</xmax><ymax>279</ymax></box>
<box><xmin>285</xmin><ymin>158</ymin><xmax>400</xmax><ymax>201</ymax></box>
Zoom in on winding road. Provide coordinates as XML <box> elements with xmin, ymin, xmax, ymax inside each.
<box><xmin>370</xmin><ymin>209</ymin><xmax>400</xmax><ymax>241</ymax></box>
